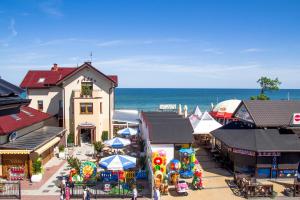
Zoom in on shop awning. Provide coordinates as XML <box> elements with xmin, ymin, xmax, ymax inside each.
<box><xmin>34</xmin><ymin>137</ymin><xmax>61</xmax><ymax>155</ymax></box>
<box><xmin>0</xmin><ymin>149</ymin><xmax>30</xmax><ymax>154</ymax></box>
<box><xmin>0</xmin><ymin>126</ymin><xmax>66</xmax><ymax>151</ymax></box>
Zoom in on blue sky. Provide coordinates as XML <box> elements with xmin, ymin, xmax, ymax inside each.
<box><xmin>0</xmin><ymin>0</ymin><xmax>300</xmax><ymax>88</ymax></box>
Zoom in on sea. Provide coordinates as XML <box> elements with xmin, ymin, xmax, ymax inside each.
<box><xmin>115</xmin><ymin>88</ymin><xmax>300</xmax><ymax>112</ymax></box>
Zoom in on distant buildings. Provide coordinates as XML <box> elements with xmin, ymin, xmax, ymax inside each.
<box><xmin>211</xmin><ymin>100</ymin><xmax>300</xmax><ymax>178</ymax></box>
<box><xmin>20</xmin><ymin>62</ymin><xmax>118</xmax><ymax>145</ymax></box>
<box><xmin>0</xmin><ymin>78</ymin><xmax>65</xmax><ymax>179</ymax></box>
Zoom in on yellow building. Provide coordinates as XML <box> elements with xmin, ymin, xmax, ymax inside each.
<box><xmin>20</xmin><ymin>62</ymin><xmax>118</xmax><ymax>145</ymax></box>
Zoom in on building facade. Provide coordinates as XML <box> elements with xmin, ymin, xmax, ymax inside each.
<box><xmin>20</xmin><ymin>62</ymin><xmax>118</xmax><ymax>145</ymax></box>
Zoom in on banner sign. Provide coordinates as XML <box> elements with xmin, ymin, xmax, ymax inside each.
<box><xmin>257</xmin><ymin>152</ymin><xmax>280</xmax><ymax>157</ymax></box>
<box><xmin>292</xmin><ymin>113</ymin><xmax>300</xmax><ymax>125</ymax></box>
<box><xmin>159</xmin><ymin>104</ymin><xmax>176</xmax><ymax>110</ymax></box>
<box><xmin>232</xmin><ymin>148</ymin><xmax>255</xmax><ymax>156</ymax></box>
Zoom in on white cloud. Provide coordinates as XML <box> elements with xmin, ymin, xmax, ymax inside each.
<box><xmin>241</xmin><ymin>48</ymin><xmax>265</xmax><ymax>53</ymax></box>
<box><xmin>203</xmin><ymin>48</ymin><xmax>223</xmax><ymax>54</ymax></box>
<box><xmin>96</xmin><ymin>38</ymin><xmax>189</xmax><ymax>47</ymax></box>
<box><xmin>9</xmin><ymin>18</ymin><xmax>17</xmax><ymax>37</ymax></box>
<box><xmin>39</xmin><ymin>0</ymin><xmax>63</xmax><ymax>17</ymax></box>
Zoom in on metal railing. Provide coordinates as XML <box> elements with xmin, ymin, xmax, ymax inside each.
<box><xmin>0</xmin><ymin>181</ymin><xmax>21</xmax><ymax>199</ymax></box>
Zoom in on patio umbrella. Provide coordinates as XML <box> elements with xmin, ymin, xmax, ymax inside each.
<box><xmin>104</xmin><ymin>137</ymin><xmax>131</xmax><ymax>149</ymax></box>
<box><xmin>117</xmin><ymin>127</ymin><xmax>138</xmax><ymax>136</ymax></box>
<box><xmin>99</xmin><ymin>155</ymin><xmax>136</xmax><ymax>171</ymax></box>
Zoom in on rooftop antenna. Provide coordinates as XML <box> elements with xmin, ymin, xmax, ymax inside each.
<box><xmin>90</xmin><ymin>51</ymin><xmax>93</xmax><ymax>63</ymax></box>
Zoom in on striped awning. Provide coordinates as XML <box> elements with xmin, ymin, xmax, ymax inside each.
<box><xmin>0</xmin><ymin>149</ymin><xmax>31</xmax><ymax>154</ymax></box>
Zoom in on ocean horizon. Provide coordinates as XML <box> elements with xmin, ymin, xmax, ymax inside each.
<box><xmin>115</xmin><ymin>88</ymin><xmax>300</xmax><ymax>111</ymax></box>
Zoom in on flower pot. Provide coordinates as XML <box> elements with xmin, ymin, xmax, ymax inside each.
<box><xmin>31</xmin><ymin>173</ymin><xmax>43</xmax><ymax>182</ymax></box>
<box><xmin>59</xmin><ymin>152</ymin><xmax>65</xmax><ymax>159</ymax></box>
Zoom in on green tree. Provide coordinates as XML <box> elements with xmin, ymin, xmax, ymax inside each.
<box><xmin>251</xmin><ymin>76</ymin><xmax>281</xmax><ymax>100</ymax></box>
<box><xmin>101</xmin><ymin>131</ymin><xmax>109</xmax><ymax>141</ymax></box>
<box><xmin>257</xmin><ymin>76</ymin><xmax>281</xmax><ymax>95</ymax></box>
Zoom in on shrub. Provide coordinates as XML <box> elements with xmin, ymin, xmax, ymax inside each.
<box><xmin>32</xmin><ymin>157</ymin><xmax>43</xmax><ymax>174</ymax></box>
<box><xmin>93</xmin><ymin>141</ymin><xmax>104</xmax><ymax>153</ymax></box>
<box><xmin>67</xmin><ymin>132</ymin><xmax>74</xmax><ymax>144</ymax></box>
<box><xmin>67</xmin><ymin>156</ymin><xmax>81</xmax><ymax>172</ymax></box>
<box><xmin>101</xmin><ymin>131</ymin><xmax>109</xmax><ymax>141</ymax></box>
<box><xmin>58</xmin><ymin>145</ymin><xmax>65</xmax><ymax>152</ymax></box>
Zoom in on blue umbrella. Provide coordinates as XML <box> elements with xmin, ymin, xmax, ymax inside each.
<box><xmin>99</xmin><ymin>155</ymin><xmax>136</xmax><ymax>170</ymax></box>
<box><xmin>117</xmin><ymin>127</ymin><xmax>138</xmax><ymax>136</ymax></box>
<box><xmin>104</xmin><ymin>137</ymin><xmax>131</xmax><ymax>149</ymax></box>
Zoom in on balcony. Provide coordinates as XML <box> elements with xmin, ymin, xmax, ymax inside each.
<box><xmin>73</xmin><ymin>90</ymin><xmax>102</xmax><ymax>98</ymax></box>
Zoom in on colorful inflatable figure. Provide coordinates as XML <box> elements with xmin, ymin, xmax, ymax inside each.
<box><xmin>179</xmin><ymin>148</ymin><xmax>196</xmax><ymax>178</ymax></box>
<box><xmin>169</xmin><ymin>159</ymin><xmax>180</xmax><ymax>185</ymax></box>
<box><xmin>80</xmin><ymin>161</ymin><xmax>97</xmax><ymax>180</ymax></box>
<box><xmin>192</xmin><ymin>169</ymin><xmax>203</xmax><ymax>190</ymax></box>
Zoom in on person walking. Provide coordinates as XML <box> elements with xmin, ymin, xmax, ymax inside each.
<box><xmin>82</xmin><ymin>188</ymin><xmax>87</xmax><ymax>200</ymax></box>
<box><xmin>153</xmin><ymin>187</ymin><xmax>160</xmax><ymax>200</ymax></box>
<box><xmin>132</xmin><ymin>184</ymin><xmax>138</xmax><ymax>200</ymax></box>
<box><xmin>86</xmin><ymin>189</ymin><xmax>91</xmax><ymax>200</ymax></box>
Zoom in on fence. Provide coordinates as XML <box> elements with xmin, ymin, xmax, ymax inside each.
<box><xmin>68</xmin><ymin>179</ymin><xmax>149</xmax><ymax>199</ymax></box>
<box><xmin>0</xmin><ymin>181</ymin><xmax>21</xmax><ymax>199</ymax></box>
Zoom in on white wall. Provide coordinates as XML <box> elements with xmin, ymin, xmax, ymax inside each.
<box><xmin>27</xmin><ymin>87</ymin><xmax>62</xmax><ymax>115</ymax></box>
<box><xmin>150</xmin><ymin>144</ymin><xmax>174</xmax><ymax>165</ymax></box>
<box><xmin>62</xmin><ymin>66</ymin><xmax>114</xmax><ymax>138</ymax></box>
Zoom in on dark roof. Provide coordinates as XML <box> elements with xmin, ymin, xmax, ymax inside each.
<box><xmin>0</xmin><ymin>78</ymin><xmax>31</xmax><ymax>116</ymax></box>
<box><xmin>0</xmin><ymin>78</ymin><xmax>24</xmax><ymax>96</ymax></box>
<box><xmin>142</xmin><ymin>112</ymin><xmax>193</xmax><ymax>144</ymax></box>
<box><xmin>20</xmin><ymin>62</ymin><xmax>118</xmax><ymax>89</ymax></box>
<box><xmin>236</xmin><ymin>100</ymin><xmax>300</xmax><ymax>128</ymax></box>
<box><xmin>0</xmin><ymin>106</ymin><xmax>52</xmax><ymax>135</ymax></box>
<box><xmin>0</xmin><ymin>126</ymin><xmax>65</xmax><ymax>150</ymax></box>
<box><xmin>211</xmin><ymin>128</ymin><xmax>300</xmax><ymax>152</ymax></box>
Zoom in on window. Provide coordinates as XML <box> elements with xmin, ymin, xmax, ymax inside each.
<box><xmin>80</xmin><ymin>103</ymin><xmax>93</xmax><ymax>114</ymax></box>
<box><xmin>38</xmin><ymin>100</ymin><xmax>43</xmax><ymax>111</ymax></box>
<box><xmin>100</xmin><ymin>102</ymin><xmax>103</xmax><ymax>114</ymax></box>
<box><xmin>59</xmin><ymin>100</ymin><xmax>63</xmax><ymax>109</ymax></box>
<box><xmin>81</xmin><ymin>82</ymin><xmax>93</xmax><ymax>96</ymax></box>
<box><xmin>37</xmin><ymin>78</ymin><xmax>45</xmax><ymax>83</ymax></box>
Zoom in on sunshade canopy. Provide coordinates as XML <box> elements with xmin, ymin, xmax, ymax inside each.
<box><xmin>117</xmin><ymin>127</ymin><xmax>138</xmax><ymax>136</ymax></box>
<box><xmin>104</xmin><ymin>137</ymin><xmax>131</xmax><ymax>149</ymax></box>
<box><xmin>190</xmin><ymin>111</ymin><xmax>222</xmax><ymax>134</ymax></box>
<box><xmin>99</xmin><ymin>155</ymin><xmax>136</xmax><ymax>170</ymax></box>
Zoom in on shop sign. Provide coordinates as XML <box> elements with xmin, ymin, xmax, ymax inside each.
<box><xmin>257</xmin><ymin>152</ymin><xmax>281</xmax><ymax>157</ymax></box>
<box><xmin>292</xmin><ymin>113</ymin><xmax>300</xmax><ymax>125</ymax></box>
<box><xmin>159</xmin><ymin>104</ymin><xmax>176</xmax><ymax>110</ymax></box>
<box><xmin>232</xmin><ymin>148</ymin><xmax>255</xmax><ymax>156</ymax></box>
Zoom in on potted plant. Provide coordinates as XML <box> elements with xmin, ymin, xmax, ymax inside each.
<box><xmin>58</xmin><ymin>145</ymin><xmax>65</xmax><ymax>159</ymax></box>
<box><xmin>94</xmin><ymin>141</ymin><xmax>104</xmax><ymax>158</ymax></box>
<box><xmin>81</xmin><ymin>86</ymin><xmax>92</xmax><ymax>97</ymax></box>
<box><xmin>67</xmin><ymin>132</ymin><xmax>74</xmax><ymax>147</ymax></box>
<box><xmin>31</xmin><ymin>157</ymin><xmax>43</xmax><ymax>182</ymax></box>
<box><xmin>101</xmin><ymin>131</ymin><xmax>109</xmax><ymax>141</ymax></box>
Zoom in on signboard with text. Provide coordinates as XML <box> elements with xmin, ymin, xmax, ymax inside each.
<box><xmin>292</xmin><ymin>113</ymin><xmax>300</xmax><ymax>125</ymax></box>
<box><xmin>159</xmin><ymin>104</ymin><xmax>177</xmax><ymax>110</ymax></box>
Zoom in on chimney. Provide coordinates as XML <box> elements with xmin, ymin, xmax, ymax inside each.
<box><xmin>184</xmin><ymin>105</ymin><xmax>188</xmax><ymax>118</ymax></box>
<box><xmin>51</xmin><ymin>63</ymin><xmax>58</xmax><ymax>71</ymax></box>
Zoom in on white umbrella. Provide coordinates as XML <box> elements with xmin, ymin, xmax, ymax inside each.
<box><xmin>104</xmin><ymin>137</ymin><xmax>131</xmax><ymax>149</ymax></box>
<box><xmin>99</xmin><ymin>155</ymin><xmax>136</xmax><ymax>170</ymax></box>
<box><xmin>117</xmin><ymin>127</ymin><xmax>138</xmax><ymax>136</ymax></box>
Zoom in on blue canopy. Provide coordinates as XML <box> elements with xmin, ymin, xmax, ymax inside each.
<box><xmin>99</xmin><ymin>155</ymin><xmax>136</xmax><ymax>171</ymax></box>
<box><xmin>104</xmin><ymin>137</ymin><xmax>131</xmax><ymax>149</ymax></box>
<box><xmin>179</xmin><ymin>148</ymin><xmax>194</xmax><ymax>154</ymax></box>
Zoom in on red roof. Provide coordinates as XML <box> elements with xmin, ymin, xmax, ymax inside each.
<box><xmin>20</xmin><ymin>63</ymin><xmax>118</xmax><ymax>88</ymax></box>
<box><xmin>0</xmin><ymin>106</ymin><xmax>52</xmax><ymax>135</ymax></box>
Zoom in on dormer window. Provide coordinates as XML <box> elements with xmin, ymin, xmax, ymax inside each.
<box><xmin>37</xmin><ymin>78</ymin><xmax>45</xmax><ymax>83</ymax></box>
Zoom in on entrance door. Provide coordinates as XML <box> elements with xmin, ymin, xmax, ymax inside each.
<box><xmin>81</xmin><ymin>128</ymin><xmax>92</xmax><ymax>144</ymax></box>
